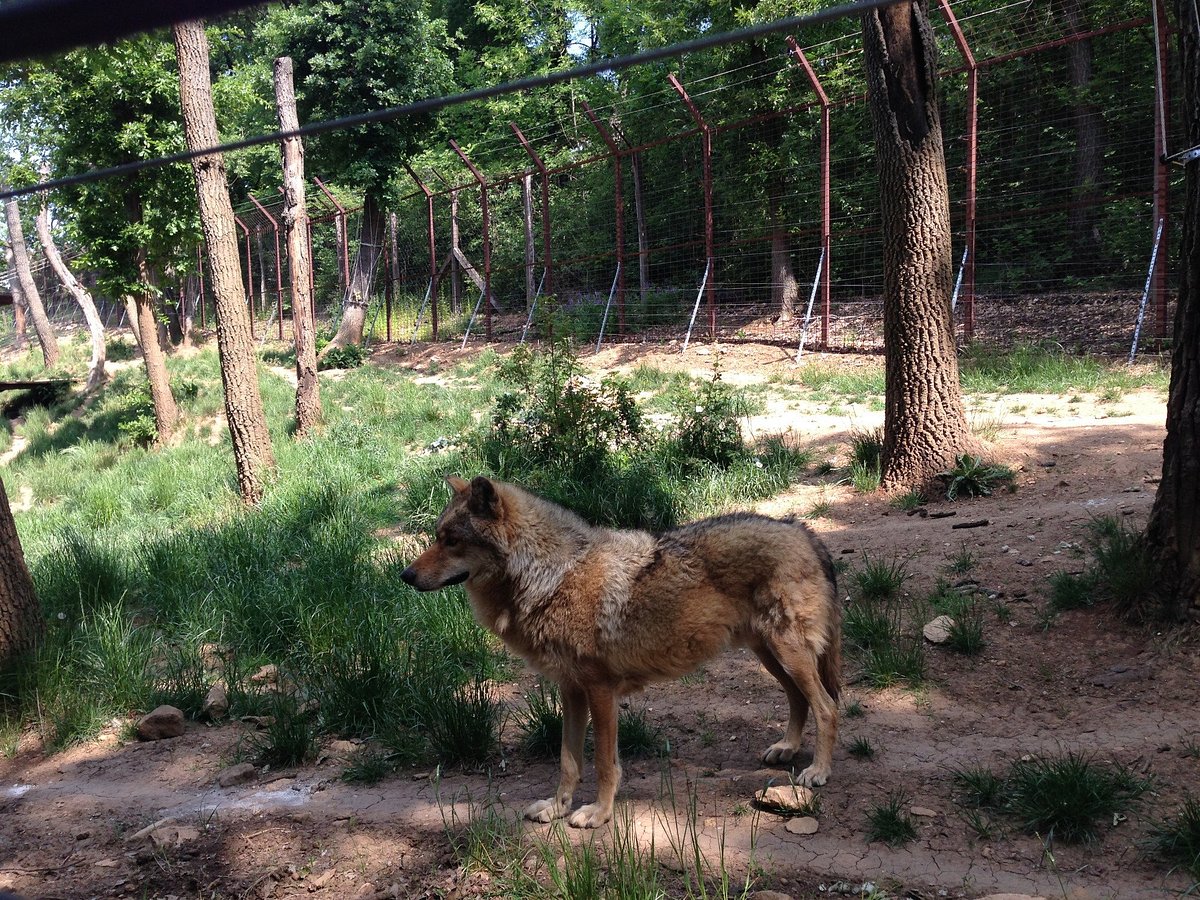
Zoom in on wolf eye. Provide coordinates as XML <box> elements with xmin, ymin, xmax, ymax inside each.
<box><xmin>442</xmin><ymin>534</ymin><xmax>458</xmax><ymax>548</ymax></box>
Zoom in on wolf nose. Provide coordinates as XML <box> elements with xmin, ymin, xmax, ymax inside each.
<box><xmin>400</xmin><ymin>567</ymin><xmax>417</xmax><ymax>586</ymax></box>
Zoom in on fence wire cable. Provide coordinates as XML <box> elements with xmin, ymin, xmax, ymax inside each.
<box><xmin>0</xmin><ymin>0</ymin><xmax>903</xmax><ymax>203</ymax></box>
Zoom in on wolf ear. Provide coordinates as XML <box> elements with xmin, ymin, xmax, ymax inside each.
<box><xmin>467</xmin><ymin>476</ymin><xmax>500</xmax><ymax>519</ymax></box>
<box><xmin>446</xmin><ymin>475</ymin><xmax>469</xmax><ymax>494</ymax></box>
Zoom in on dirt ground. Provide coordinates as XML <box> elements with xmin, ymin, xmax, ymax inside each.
<box><xmin>2</xmin><ymin>340</ymin><xmax>1198</xmax><ymax>900</ymax></box>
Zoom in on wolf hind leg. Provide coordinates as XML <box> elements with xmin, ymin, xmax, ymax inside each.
<box><xmin>758</xmin><ymin>631</ymin><xmax>837</xmax><ymax>786</ymax></box>
<box><xmin>525</xmin><ymin>683</ymin><xmax>588</xmax><ymax>823</ymax></box>
<box><xmin>751</xmin><ymin>636</ymin><xmax>811</xmax><ymax>766</ymax></box>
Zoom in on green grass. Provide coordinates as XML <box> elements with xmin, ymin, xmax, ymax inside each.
<box><xmin>1147</xmin><ymin>795</ymin><xmax>1200</xmax><ymax>881</ymax></box>
<box><xmin>861</xmin><ymin>636</ymin><xmax>926</xmax><ymax>688</ymax></box>
<box><xmin>1048</xmin><ymin>570</ymin><xmax>1098</xmax><ymax>611</ymax></box>
<box><xmin>515</xmin><ymin>678</ymin><xmax>562</xmax><ymax>759</ymax></box>
<box><xmin>848</xmin><ymin>736</ymin><xmax>876</xmax><ymax>759</ymax></box>
<box><xmin>958</xmin><ymin>343</ymin><xmax>1168</xmax><ymax>396</ymax></box>
<box><xmin>940</xmin><ymin>454</ymin><xmax>1015</xmax><ymax>500</ymax></box>
<box><xmin>1005</xmin><ymin>750</ymin><xmax>1149</xmax><ymax>844</ymax></box>
<box><xmin>866</xmin><ymin>791</ymin><xmax>917</xmax><ymax>846</ymax></box>
<box><xmin>950</xmin><ymin>765</ymin><xmax>1004</xmax><ymax>808</ymax></box>
<box><xmin>852</xmin><ymin>553</ymin><xmax>911</xmax><ymax>603</ymax></box>
<box><xmin>618</xmin><ymin>706</ymin><xmax>669</xmax><ymax>759</ymax></box>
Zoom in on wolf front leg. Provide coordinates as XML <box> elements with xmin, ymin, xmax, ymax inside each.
<box><xmin>524</xmin><ymin>683</ymin><xmax>588</xmax><ymax>823</ymax></box>
<box><xmin>568</xmin><ymin>684</ymin><xmax>620</xmax><ymax>828</ymax></box>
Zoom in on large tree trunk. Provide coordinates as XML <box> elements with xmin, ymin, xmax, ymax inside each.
<box><xmin>174</xmin><ymin>18</ymin><xmax>277</xmax><ymax>503</ymax></box>
<box><xmin>1054</xmin><ymin>0</ymin><xmax>1104</xmax><ymax>268</ymax></box>
<box><xmin>631</xmin><ymin>151</ymin><xmax>650</xmax><ymax>302</ymax></box>
<box><xmin>0</xmin><ymin>477</ymin><xmax>42</xmax><ymax>668</ymax></box>
<box><xmin>1144</xmin><ymin>0</ymin><xmax>1200</xmax><ymax>622</ymax></box>
<box><xmin>862</xmin><ymin>0</ymin><xmax>974</xmax><ymax>493</ymax></box>
<box><xmin>274</xmin><ymin>56</ymin><xmax>321</xmax><ymax>437</ymax></box>
<box><xmin>4</xmin><ymin>244</ymin><xmax>29</xmax><ymax>351</ymax></box>
<box><xmin>35</xmin><ymin>198</ymin><xmax>107</xmax><ymax>392</ymax></box>
<box><xmin>769</xmin><ymin>184</ymin><xmax>798</xmax><ymax>321</ymax></box>
<box><xmin>325</xmin><ymin>194</ymin><xmax>384</xmax><ymax>350</ymax></box>
<box><xmin>133</xmin><ymin>252</ymin><xmax>179</xmax><ymax>447</ymax></box>
<box><xmin>3</xmin><ymin>195</ymin><xmax>59</xmax><ymax>367</ymax></box>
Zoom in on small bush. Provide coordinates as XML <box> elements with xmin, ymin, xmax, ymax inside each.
<box><xmin>891</xmin><ymin>489</ymin><xmax>924</xmax><ymax>511</ymax></box>
<box><xmin>853</xmin><ymin>553</ymin><xmax>911</xmax><ymax>603</ymax></box>
<box><xmin>249</xmin><ymin>692</ymin><xmax>319</xmax><ymax>769</ymax></box>
<box><xmin>950</xmin><ymin>765</ymin><xmax>1004</xmax><ymax>808</ymax></box>
<box><xmin>1147</xmin><ymin>795</ymin><xmax>1200</xmax><ymax>881</ymax></box>
<box><xmin>618</xmin><ymin>706</ymin><xmax>668</xmax><ymax>759</ymax></box>
<box><xmin>940</xmin><ymin>454</ymin><xmax>1015</xmax><ymax>500</ymax></box>
<box><xmin>849</xmin><ymin>427</ymin><xmax>883</xmax><ymax>472</ymax></box>
<box><xmin>666</xmin><ymin>363</ymin><xmax>749</xmax><ymax>467</ymax></box>
<box><xmin>416</xmin><ymin>675</ymin><xmax>502</xmax><ymax>766</ymax></box>
<box><xmin>1048</xmin><ymin>570</ymin><xmax>1098</xmax><ymax>611</ymax></box>
<box><xmin>318</xmin><ymin>342</ymin><xmax>368</xmax><ymax>370</ymax></box>
<box><xmin>514</xmin><ymin>678</ymin><xmax>562</xmax><ymax>759</ymax></box>
<box><xmin>342</xmin><ymin>748</ymin><xmax>398</xmax><ymax>785</ymax></box>
<box><xmin>866</xmin><ymin>791</ymin><xmax>917</xmax><ymax>846</ymax></box>
<box><xmin>844</xmin><ymin>600</ymin><xmax>896</xmax><ymax>652</ymax></box>
<box><xmin>943</xmin><ymin>545</ymin><xmax>977</xmax><ymax>575</ymax></box>
<box><xmin>1006</xmin><ymin>750</ymin><xmax>1148</xmax><ymax>843</ymax></box>
<box><xmin>861</xmin><ymin>636</ymin><xmax>925</xmax><ymax>688</ymax></box>
<box><xmin>1086</xmin><ymin>516</ymin><xmax>1156</xmax><ymax>616</ymax></box>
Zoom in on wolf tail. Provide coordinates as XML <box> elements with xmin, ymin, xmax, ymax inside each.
<box><xmin>818</xmin><ymin>549</ymin><xmax>842</xmax><ymax>703</ymax></box>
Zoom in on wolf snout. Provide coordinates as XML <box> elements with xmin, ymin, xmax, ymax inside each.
<box><xmin>400</xmin><ymin>566</ymin><xmax>418</xmax><ymax>587</ymax></box>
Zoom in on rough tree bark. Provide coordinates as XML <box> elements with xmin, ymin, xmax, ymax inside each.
<box><xmin>862</xmin><ymin>0</ymin><xmax>975</xmax><ymax>492</ymax></box>
<box><xmin>0</xmin><ymin>477</ymin><xmax>42</xmax><ymax>668</ymax></box>
<box><xmin>1144</xmin><ymin>0</ymin><xmax>1200</xmax><ymax>622</ymax></box>
<box><xmin>769</xmin><ymin>188</ymin><xmax>799</xmax><ymax>322</ymax></box>
<box><xmin>132</xmin><ymin>244</ymin><xmax>179</xmax><ymax>446</ymax></box>
<box><xmin>174</xmin><ymin>18</ymin><xmax>276</xmax><ymax>502</ymax></box>
<box><xmin>3</xmin><ymin>244</ymin><xmax>29</xmax><ymax>351</ymax></box>
<box><xmin>35</xmin><ymin>194</ymin><xmax>107</xmax><ymax>392</ymax></box>
<box><xmin>3</xmin><ymin>195</ymin><xmax>59</xmax><ymax>367</ymax></box>
<box><xmin>274</xmin><ymin>56</ymin><xmax>321</xmax><ymax>437</ymax></box>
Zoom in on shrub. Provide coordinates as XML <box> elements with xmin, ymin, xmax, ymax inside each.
<box><xmin>666</xmin><ymin>364</ymin><xmax>747</xmax><ymax>467</ymax></box>
<box><xmin>317</xmin><ymin>342</ymin><xmax>368</xmax><ymax>370</ymax></box>
<box><xmin>514</xmin><ymin>678</ymin><xmax>562</xmax><ymax>758</ymax></box>
<box><xmin>1006</xmin><ymin>750</ymin><xmax>1148</xmax><ymax>843</ymax></box>
<box><xmin>940</xmin><ymin>454</ymin><xmax>1015</xmax><ymax>500</ymax></box>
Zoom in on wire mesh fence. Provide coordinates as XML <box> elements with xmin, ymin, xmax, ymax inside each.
<box><xmin>0</xmin><ymin>0</ymin><xmax>1181</xmax><ymax>358</ymax></box>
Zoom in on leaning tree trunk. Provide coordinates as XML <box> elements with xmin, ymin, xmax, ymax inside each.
<box><xmin>1144</xmin><ymin>0</ymin><xmax>1200</xmax><ymax>622</ymax></box>
<box><xmin>274</xmin><ymin>56</ymin><xmax>321</xmax><ymax>437</ymax></box>
<box><xmin>0</xmin><ymin>477</ymin><xmax>42</xmax><ymax>668</ymax></box>
<box><xmin>862</xmin><ymin>0</ymin><xmax>975</xmax><ymax>493</ymax></box>
<box><xmin>174</xmin><ymin>18</ymin><xmax>277</xmax><ymax>503</ymax></box>
<box><xmin>4</xmin><ymin>195</ymin><xmax>59</xmax><ymax>368</ymax></box>
<box><xmin>35</xmin><ymin>198</ymin><xmax>107</xmax><ymax>391</ymax></box>
<box><xmin>134</xmin><ymin>249</ymin><xmax>179</xmax><ymax>447</ymax></box>
<box><xmin>769</xmin><ymin>182</ymin><xmax>799</xmax><ymax>322</ymax></box>
<box><xmin>3</xmin><ymin>244</ymin><xmax>29</xmax><ymax>352</ymax></box>
<box><xmin>324</xmin><ymin>194</ymin><xmax>384</xmax><ymax>350</ymax></box>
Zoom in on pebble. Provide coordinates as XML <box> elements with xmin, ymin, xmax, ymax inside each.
<box><xmin>923</xmin><ymin>615</ymin><xmax>955</xmax><ymax>644</ymax></box>
<box><xmin>784</xmin><ymin>816</ymin><xmax>819</xmax><ymax>835</ymax></box>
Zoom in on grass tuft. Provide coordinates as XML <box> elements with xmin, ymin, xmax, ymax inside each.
<box><xmin>1146</xmin><ymin>795</ymin><xmax>1200</xmax><ymax>881</ymax></box>
<box><xmin>866</xmin><ymin>791</ymin><xmax>917</xmax><ymax>846</ymax></box>
<box><xmin>950</xmin><ymin>765</ymin><xmax>1004</xmax><ymax>808</ymax></box>
<box><xmin>848</xmin><ymin>736</ymin><xmax>876</xmax><ymax>760</ymax></box>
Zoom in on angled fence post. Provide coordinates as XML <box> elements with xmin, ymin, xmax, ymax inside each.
<box><xmin>248</xmin><ymin>193</ymin><xmax>284</xmax><ymax>340</ymax></box>
<box><xmin>669</xmin><ymin>74</ymin><xmax>716</xmax><ymax>340</ymax></box>
<box><xmin>403</xmin><ymin>162</ymin><xmax>439</xmax><ymax>340</ymax></box>
<box><xmin>451</xmin><ymin>140</ymin><xmax>493</xmax><ymax>341</ymax></box>
<box><xmin>581</xmin><ymin>100</ymin><xmax>627</xmax><ymax>335</ymax></box>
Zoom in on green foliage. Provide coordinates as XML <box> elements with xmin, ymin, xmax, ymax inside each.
<box><xmin>667</xmin><ymin>364</ymin><xmax>748</xmax><ymax>468</ymax></box>
<box><xmin>861</xmin><ymin>636</ymin><xmax>926</xmax><ymax>689</ymax></box>
<box><xmin>848</xmin><ymin>736</ymin><xmax>876</xmax><ymax>760</ymax></box>
<box><xmin>940</xmin><ymin>455</ymin><xmax>1015</xmax><ymax>500</ymax></box>
<box><xmin>1005</xmin><ymin>750</ymin><xmax>1148</xmax><ymax>844</ymax></box>
<box><xmin>341</xmin><ymin>748</ymin><xmax>398</xmax><ymax>785</ymax></box>
<box><xmin>1147</xmin><ymin>795</ymin><xmax>1200</xmax><ymax>881</ymax></box>
<box><xmin>852</xmin><ymin>553</ymin><xmax>911</xmax><ymax>603</ymax></box>
<box><xmin>950</xmin><ymin>765</ymin><xmax>1005</xmax><ymax>808</ymax></box>
<box><xmin>1085</xmin><ymin>516</ymin><xmax>1156</xmax><ymax>616</ymax></box>
<box><xmin>249</xmin><ymin>691</ymin><xmax>319</xmax><ymax>769</ymax></box>
<box><xmin>1048</xmin><ymin>570</ymin><xmax>1098</xmax><ymax>611</ymax></box>
<box><xmin>866</xmin><ymin>791</ymin><xmax>917</xmax><ymax>846</ymax></box>
<box><xmin>317</xmin><ymin>342</ymin><xmax>369</xmax><ymax>371</ymax></box>
<box><xmin>618</xmin><ymin>706</ymin><xmax>668</xmax><ymax>759</ymax></box>
<box><xmin>514</xmin><ymin>678</ymin><xmax>562</xmax><ymax>759</ymax></box>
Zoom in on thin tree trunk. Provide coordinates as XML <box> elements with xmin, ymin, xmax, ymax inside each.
<box><xmin>450</xmin><ymin>190</ymin><xmax>463</xmax><ymax>315</ymax></box>
<box><xmin>0</xmin><ymin>477</ymin><xmax>42</xmax><ymax>668</ymax></box>
<box><xmin>631</xmin><ymin>151</ymin><xmax>650</xmax><ymax>302</ymax></box>
<box><xmin>4</xmin><ymin>244</ymin><xmax>29</xmax><ymax>352</ymax></box>
<box><xmin>4</xmin><ymin>195</ymin><xmax>59</xmax><ymax>367</ymax></box>
<box><xmin>123</xmin><ymin>295</ymin><xmax>143</xmax><ymax>349</ymax></box>
<box><xmin>174</xmin><ymin>18</ymin><xmax>276</xmax><ymax>502</ymax></box>
<box><xmin>324</xmin><ymin>194</ymin><xmax>383</xmax><ymax>349</ymax></box>
<box><xmin>1144</xmin><ymin>0</ymin><xmax>1200</xmax><ymax>622</ymax></box>
<box><xmin>274</xmin><ymin>55</ymin><xmax>321</xmax><ymax>437</ymax></box>
<box><xmin>35</xmin><ymin>198</ymin><xmax>107</xmax><ymax>391</ymax></box>
<box><xmin>862</xmin><ymin>0</ymin><xmax>975</xmax><ymax>493</ymax></box>
<box><xmin>1055</xmin><ymin>0</ymin><xmax>1104</xmax><ymax>268</ymax></box>
<box><xmin>523</xmin><ymin>172</ymin><xmax>535</xmax><ymax>307</ymax></box>
<box><xmin>134</xmin><ymin>250</ymin><xmax>179</xmax><ymax>447</ymax></box>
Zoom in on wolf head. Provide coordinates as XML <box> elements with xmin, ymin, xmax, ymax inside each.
<box><xmin>401</xmin><ymin>475</ymin><xmax>505</xmax><ymax>591</ymax></box>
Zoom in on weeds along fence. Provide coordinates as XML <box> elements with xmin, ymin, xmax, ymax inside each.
<box><xmin>0</xmin><ymin>0</ymin><xmax>1182</xmax><ymax>357</ymax></box>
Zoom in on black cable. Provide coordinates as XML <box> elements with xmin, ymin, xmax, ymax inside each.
<box><xmin>0</xmin><ymin>0</ymin><xmax>896</xmax><ymax>203</ymax></box>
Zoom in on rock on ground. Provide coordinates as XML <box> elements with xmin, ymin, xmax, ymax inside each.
<box><xmin>135</xmin><ymin>705</ymin><xmax>185</xmax><ymax>741</ymax></box>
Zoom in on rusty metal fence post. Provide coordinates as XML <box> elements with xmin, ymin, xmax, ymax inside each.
<box><xmin>581</xmin><ymin>100</ymin><xmax>626</xmax><ymax>336</ymax></box>
<box><xmin>248</xmin><ymin>194</ymin><xmax>285</xmax><ymax>340</ymax></box>
<box><xmin>510</xmin><ymin>122</ymin><xmax>554</xmax><ymax>303</ymax></box>
<box><xmin>451</xmin><ymin>140</ymin><xmax>493</xmax><ymax>341</ymax></box>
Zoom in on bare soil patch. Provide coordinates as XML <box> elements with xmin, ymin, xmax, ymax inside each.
<box><xmin>2</xmin><ymin>341</ymin><xmax>1196</xmax><ymax>900</ymax></box>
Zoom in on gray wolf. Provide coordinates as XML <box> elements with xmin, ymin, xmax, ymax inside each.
<box><xmin>401</xmin><ymin>475</ymin><xmax>841</xmax><ymax>828</ymax></box>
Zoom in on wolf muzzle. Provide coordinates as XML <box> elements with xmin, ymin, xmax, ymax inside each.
<box><xmin>400</xmin><ymin>566</ymin><xmax>468</xmax><ymax>590</ymax></box>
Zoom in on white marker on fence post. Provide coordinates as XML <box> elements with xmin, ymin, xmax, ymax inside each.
<box><xmin>410</xmin><ymin>278</ymin><xmax>433</xmax><ymax>342</ymax></box>
<box><xmin>951</xmin><ymin>244</ymin><xmax>969</xmax><ymax>312</ymax></box>
<box><xmin>796</xmin><ymin>248</ymin><xmax>826</xmax><ymax>363</ymax></box>
<box><xmin>682</xmin><ymin>260</ymin><xmax>711</xmax><ymax>353</ymax></box>
<box><xmin>520</xmin><ymin>268</ymin><xmax>547</xmax><ymax>345</ymax></box>
<box><xmin>595</xmin><ymin>263</ymin><xmax>621</xmax><ymax>353</ymax></box>
<box><xmin>1129</xmin><ymin>217</ymin><xmax>1165</xmax><ymax>365</ymax></box>
<box><xmin>460</xmin><ymin>286</ymin><xmax>486</xmax><ymax>351</ymax></box>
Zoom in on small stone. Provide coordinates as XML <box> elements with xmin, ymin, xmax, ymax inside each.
<box><xmin>923</xmin><ymin>615</ymin><xmax>955</xmax><ymax>644</ymax></box>
<box><xmin>202</xmin><ymin>683</ymin><xmax>229</xmax><ymax>720</ymax></box>
<box><xmin>749</xmin><ymin>892</ymin><xmax>795</xmax><ymax>900</ymax></box>
<box><xmin>251</xmin><ymin>664</ymin><xmax>279</xmax><ymax>684</ymax></box>
<box><xmin>354</xmin><ymin>883</ymin><xmax>376</xmax><ymax>899</ymax></box>
<box><xmin>75</xmin><ymin>830</ymin><xmax>91</xmax><ymax>840</ymax></box>
<box><xmin>784</xmin><ymin>816</ymin><xmax>819</xmax><ymax>835</ymax></box>
<box><xmin>95</xmin><ymin>858</ymin><xmax>119</xmax><ymax>868</ymax></box>
<box><xmin>754</xmin><ymin>784</ymin><xmax>815</xmax><ymax>814</ymax></box>
<box><xmin>326</xmin><ymin>740</ymin><xmax>359</xmax><ymax>760</ymax></box>
<box><xmin>217</xmin><ymin>762</ymin><xmax>258</xmax><ymax>788</ymax></box>
<box><xmin>308</xmin><ymin>869</ymin><xmax>336</xmax><ymax>891</ymax></box>
<box><xmin>910</xmin><ymin>806</ymin><xmax>938</xmax><ymax>817</ymax></box>
<box><xmin>149</xmin><ymin>825</ymin><xmax>200</xmax><ymax>849</ymax></box>
<box><xmin>136</xmin><ymin>705</ymin><xmax>185</xmax><ymax>741</ymax></box>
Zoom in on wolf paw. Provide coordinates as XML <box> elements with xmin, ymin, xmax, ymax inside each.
<box><xmin>795</xmin><ymin>764</ymin><xmax>830</xmax><ymax>787</ymax></box>
<box><xmin>567</xmin><ymin>803</ymin><xmax>612</xmax><ymax>829</ymax></box>
<box><xmin>524</xmin><ymin>797</ymin><xmax>569</xmax><ymax>823</ymax></box>
<box><xmin>761</xmin><ymin>742</ymin><xmax>800</xmax><ymax>766</ymax></box>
